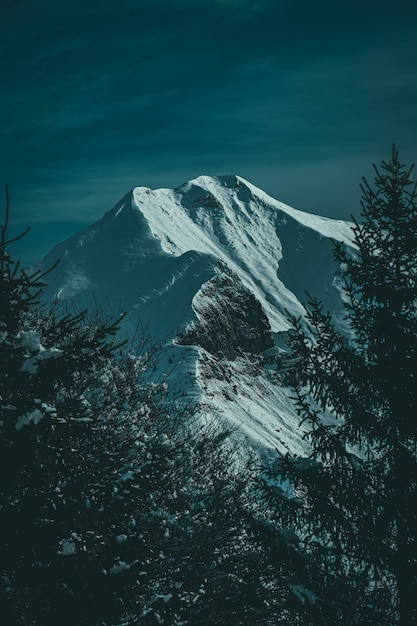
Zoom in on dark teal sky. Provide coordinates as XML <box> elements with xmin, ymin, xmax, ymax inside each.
<box><xmin>2</xmin><ymin>0</ymin><xmax>417</xmax><ymax>263</ymax></box>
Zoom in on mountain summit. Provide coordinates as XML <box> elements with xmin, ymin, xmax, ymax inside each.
<box><xmin>41</xmin><ymin>175</ymin><xmax>355</xmax><ymax>454</ymax></box>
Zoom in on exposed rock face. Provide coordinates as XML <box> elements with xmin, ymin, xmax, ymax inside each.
<box><xmin>178</xmin><ymin>268</ymin><xmax>274</xmax><ymax>360</ymax></box>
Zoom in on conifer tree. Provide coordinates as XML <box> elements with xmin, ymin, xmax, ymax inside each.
<box><xmin>0</xmin><ymin>186</ymin><xmax>135</xmax><ymax>623</ymax></box>
<box><xmin>266</xmin><ymin>147</ymin><xmax>417</xmax><ymax>625</ymax></box>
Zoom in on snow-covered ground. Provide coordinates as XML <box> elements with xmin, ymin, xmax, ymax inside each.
<box><xmin>39</xmin><ymin>175</ymin><xmax>355</xmax><ymax>456</ymax></box>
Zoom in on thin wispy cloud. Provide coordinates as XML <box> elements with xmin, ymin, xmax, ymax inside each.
<box><xmin>2</xmin><ymin>0</ymin><xmax>417</xmax><ymax>264</ymax></box>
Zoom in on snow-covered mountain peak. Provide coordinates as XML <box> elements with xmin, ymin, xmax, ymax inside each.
<box><xmin>171</xmin><ymin>173</ymin><xmax>355</xmax><ymax>243</ymax></box>
<box><xmin>39</xmin><ymin>175</ymin><xmax>355</xmax><ymax>455</ymax></box>
<box><xmin>129</xmin><ymin>175</ymin><xmax>354</xmax><ymax>333</ymax></box>
<box><xmin>42</xmin><ymin>175</ymin><xmax>355</xmax><ymax>332</ymax></box>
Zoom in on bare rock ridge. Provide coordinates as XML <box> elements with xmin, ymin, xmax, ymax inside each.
<box><xmin>177</xmin><ymin>267</ymin><xmax>274</xmax><ymax>360</ymax></box>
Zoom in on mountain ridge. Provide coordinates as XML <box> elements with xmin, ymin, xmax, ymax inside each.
<box><xmin>39</xmin><ymin>174</ymin><xmax>355</xmax><ymax>455</ymax></box>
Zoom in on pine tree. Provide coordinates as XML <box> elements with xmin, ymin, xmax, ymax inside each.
<box><xmin>0</xmin><ymin>187</ymin><xmax>136</xmax><ymax>623</ymax></box>
<box><xmin>265</xmin><ymin>147</ymin><xmax>417</xmax><ymax>624</ymax></box>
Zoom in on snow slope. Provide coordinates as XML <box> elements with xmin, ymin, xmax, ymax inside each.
<box><xmin>40</xmin><ymin>175</ymin><xmax>355</xmax><ymax>456</ymax></box>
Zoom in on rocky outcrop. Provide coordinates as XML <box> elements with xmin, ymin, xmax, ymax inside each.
<box><xmin>178</xmin><ymin>268</ymin><xmax>274</xmax><ymax>360</ymax></box>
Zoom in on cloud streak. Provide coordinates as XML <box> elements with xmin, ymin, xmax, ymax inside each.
<box><xmin>2</xmin><ymin>0</ymin><xmax>417</xmax><ymax>264</ymax></box>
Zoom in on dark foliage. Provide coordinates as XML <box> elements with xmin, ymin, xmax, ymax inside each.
<box><xmin>264</xmin><ymin>147</ymin><xmax>417</xmax><ymax>625</ymax></box>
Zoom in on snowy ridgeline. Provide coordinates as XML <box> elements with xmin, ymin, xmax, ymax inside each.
<box><xmin>37</xmin><ymin>174</ymin><xmax>355</xmax><ymax>456</ymax></box>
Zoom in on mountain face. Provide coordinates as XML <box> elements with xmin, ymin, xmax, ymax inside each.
<box><xmin>177</xmin><ymin>269</ymin><xmax>274</xmax><ymax>360</ymax></box>
<box><xmin>40</xmin><ymin>175</ymin><xmax>355</xmax><ymax>457</ymax></box>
